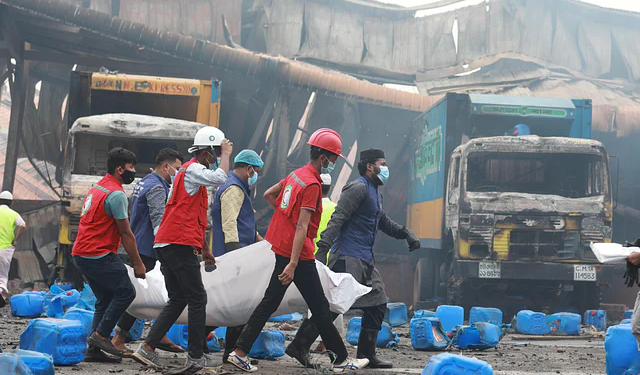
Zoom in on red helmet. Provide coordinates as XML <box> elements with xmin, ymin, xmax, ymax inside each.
<box><xmin>308</xmin><ymin>128</ymin><xmax>344</xmax><ymax>158</ymax></box>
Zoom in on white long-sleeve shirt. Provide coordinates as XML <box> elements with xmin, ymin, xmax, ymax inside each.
<box><xmin>155</xmin><ymin>162</ymin><xmax>227</xmax><ymax>249</ymax></box>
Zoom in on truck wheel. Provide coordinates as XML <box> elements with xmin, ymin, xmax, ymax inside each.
<box><xmin>413</xmin><ymin>257</ymin><xmax>436</xmax><ymax>307</ymax></box>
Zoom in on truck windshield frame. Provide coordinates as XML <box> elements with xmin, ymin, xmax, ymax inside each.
<box><xmin>464</xmin><ymin>151</ymin><xmax>608</xmax><ymax>198</ymax></box>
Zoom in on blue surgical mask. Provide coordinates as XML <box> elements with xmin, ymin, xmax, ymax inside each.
<box><xmin>205</xmin><ymin>151</ymin><xmax>218</xmax><ymax>170</ymax></box>
<box><xmin>377</xmin><ymin>165</ymin><xmax>389</xmax><ymax>185</ymax></box>
<box><xmin>168</xmin><ymin>165</ymin><xmax>178</xmax><ymax>185</ymax></box>
<box><xmin>249</xmin><ymin>170</ymin><xmax>258</xmax><ymax>186</ymax></box>
<box><xmin>321</xmin><ymin>156</ymin><xmax>335</xmax><ymax>174</ymax></box>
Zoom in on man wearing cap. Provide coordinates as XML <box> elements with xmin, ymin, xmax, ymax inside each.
<box><xmin>0</xmin><ymin>191</ymin><xmax>26</xmax><ymax>308</ymax></box>
<box><xmin>227</xmin><ymin>129</ymin><xmax>369</xmax><ymax>373</ymax></box>
<box><xmin>289</xmin><ymin>149</ymin><xmax>421</xmax><ymax>369</ymax></box>
<box><xmin>207</xmin><ymin>149</ymin><xmax>264</xmax><ymax>362</ymax></box>
<box><xmin>211</xmin><ymin>149</ymin><xmax>264</xmax><ymax>257</ymax></box>
<box><xmin>132</xmin><ymin>126</ymin><xmax>232</xmax><ymax>369</ymax></box>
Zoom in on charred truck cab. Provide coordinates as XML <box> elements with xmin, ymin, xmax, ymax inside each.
<box><xmin>409</xmin><ymin>93</ymin><xmax>614</xmax><ymax>313</ymax></box>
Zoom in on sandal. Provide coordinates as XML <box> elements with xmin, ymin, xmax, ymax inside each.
<box><xmin>310</xmin><ymin>343</ymin><xmax>327</xmax><ymax>354</ymax></box>
<box><xmin>156</xmin><ymin>342</ymin><xmax>185</xmax><ymax>353</ymax></box>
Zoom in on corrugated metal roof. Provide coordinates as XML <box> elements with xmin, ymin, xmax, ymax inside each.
<box><xmin>260</xmin><ymin>0</ymin><xmax>640</xmax><ymax>82</ymax></box>
<box><xmin>3</xmin><ymin>0</ymin><xmax>432</xmax><ymax>112</ymax></box>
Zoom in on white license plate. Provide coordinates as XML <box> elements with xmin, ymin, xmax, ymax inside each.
<box><xmin>574</xmin><ymin>265</ymin><xmax>597</xmax><ymax>281</ymax></box>
<box><xmin>479</xmin><ymin>262</ymin><xmax>501</xmax><ymax>279</ymax></box>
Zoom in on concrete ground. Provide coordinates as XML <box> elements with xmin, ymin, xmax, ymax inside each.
<box><xmin>0</xmin><ymin>308</ymin><xmax>607</xmax><ymax>375</ymax></box>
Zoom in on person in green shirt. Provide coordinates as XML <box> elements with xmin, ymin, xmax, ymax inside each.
<box><xmin>0</xmin><ymin>191</ymin><xmax>26</xmax><ymax>308</ymax></box>
<box><xmin>314</xmin><ymin>174</ymin><xmax>336</xmax><ymax>259</ymax></box>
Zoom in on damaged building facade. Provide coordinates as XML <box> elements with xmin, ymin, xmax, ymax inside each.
<box><xmin>0</xmin><ymin>0</ymin><xmax>639</xmax><ymax>307</ymax></box>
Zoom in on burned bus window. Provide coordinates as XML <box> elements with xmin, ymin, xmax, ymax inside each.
<box><xmin>466</xmin><ymin>152</ymin><xmax>606</xmax><ymax>198</ymax></box>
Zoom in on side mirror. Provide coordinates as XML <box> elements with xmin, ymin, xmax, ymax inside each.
<box><xmin>610</xmin><ymin>155</ymin><xmax>619</xmax><ymax>209</ymax></box>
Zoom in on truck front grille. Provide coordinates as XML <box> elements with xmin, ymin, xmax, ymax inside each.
<box><xmin>581</xmin><ymin>231</ymin><xmax>603</xmax><ymax>260</ymax></box>
<box><xmin>509</xmin><ymin>230</ymin><xmax>564</xmax><ymax>259</ymax></box>
<box><xmin>582</xmin><ymin>231</ymin><xmax>604</xmax><ymax>243</ymax></box>
<box><xmin>469</xmin><ymin>229</ymin><xmax>493</xmax><ymax>244</ymax></box>
<box><xmin>468</xmin><ymin>228</ymin><xmax>492</xmax><ymax>258</ymax></box>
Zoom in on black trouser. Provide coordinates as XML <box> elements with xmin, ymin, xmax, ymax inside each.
<box><xmin>145</xmin><ymin>245</ymin><xmax>207</xmax><ymax>359</ymax></box>
<box><xmin>332</xmin><ymin>258</ymin><xmax>385</xmax><ymax>330</ymax></box>
<box><xmin>358</xmin><ymin>304</ymin><xmax>386</xmax><ymax>330</ymax></box>
<box><xmin>235</xmin><ymin>254</ymin><xmax>348</xmax><ymax>363</ymax></box>
<box><xmin>73</xmin><ymin>253</ymin><xmax>136</xmax><ymax>338</ymax></box>
<box><xmin>293</xmin><ymin>257</ymin><xmax>386</xmax><ymax>346</ymax></box>
<box><xmin>116</xmin><ymin>255</ymin><xmax>157</xmax><ymax>335</ymax></box>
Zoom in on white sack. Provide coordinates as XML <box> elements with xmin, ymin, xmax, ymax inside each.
<box><xmin>126</xmin><ymin>241</ymin><xmax>372</xmax><ymax>326</ymax></box>
<box><xmin>590</xmin><ymin>242</ymin><xmax>640</xmax><ymax>264</ymax></box>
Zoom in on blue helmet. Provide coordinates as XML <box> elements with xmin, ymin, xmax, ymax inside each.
<box><xmin>234</xmin><ymin>149</ymin><xmax>264</xmax><ymax>168</ymax></box>
<box><xmin>506</xmin><ymin>123</ymin><xmax>531</xmax><ymax>136</ymax></box>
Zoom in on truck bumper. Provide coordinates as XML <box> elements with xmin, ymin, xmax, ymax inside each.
<box><xmin>455</xmin><ymin>259</ymin><xmax>615</xmax><ymax>283</ymax></box>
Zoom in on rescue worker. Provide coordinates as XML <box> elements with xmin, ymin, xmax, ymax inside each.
<box><xmin>112</xmin><ymin>148</ymin><xmax>185</xmax><ymax>354</ymax></box>
<box><xmin>227</xmin><ymin>128</ymin><xmax>369</xmax><ymax>373</ymax></box>
<box><xmin>207</xmin><ymin>149</ymin><xmax>264</xmax><ymax>363</ymax></box>
<box><xmin>72</xmin><ymin>147</ymin><xmax>146</xmax><ymax>361</ymax></box>
<box><xmin>0</xmin><ymin>191</ymin><xmax>26</xmax><ymax>308</ymax></box>
<box><xmin>289</xmin><ymin>149</ymin><xmax>421</xmax><ymax>369</ymax></box>
<box><xmin>132</xmin><ymin>127</ymin><xmax>232</xmax><ymax>369</ymax></box>
<box><xmin>211</xmin><ymin>149</ymin><xmax>264</xmax><ymax>256</ymax></box>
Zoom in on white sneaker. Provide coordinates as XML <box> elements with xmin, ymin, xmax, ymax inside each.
<box><xmin>226</xmin><ymin>351</ymin><xmax>257</xmax><ymax>372</ymax></box>
<box><xmin>333</xmin><ymin>357</ymin><xmax>369</xmax><ymax>373</ymax></box>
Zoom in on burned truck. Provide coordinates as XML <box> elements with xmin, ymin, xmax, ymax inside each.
<box><xmin>409</xmin><ymin>93</ymin><xmax>614</xmax><ymax>313</ymax></box>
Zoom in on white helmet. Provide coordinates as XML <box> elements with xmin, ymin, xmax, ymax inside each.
<box><xmin>189</xmin><ymin>126</ymin><xmax>225</xmax><ymax>153</ymax></box>
<box><xmin>0</xmin><ymin>191</ymin><xmax>13</xmax><ymax>200</ymax></box>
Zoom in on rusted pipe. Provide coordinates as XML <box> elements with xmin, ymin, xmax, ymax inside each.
<box><xmin>2</xmin><ymin>0</ymin><xmax>432</xmax><ymax>112</ymax></box>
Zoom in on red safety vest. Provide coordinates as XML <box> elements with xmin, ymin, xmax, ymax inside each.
<box><xmin>72</xmin><ymin>174</ymin><xmax>124</xmax><ymax>257</ymax></box>
<box><xmin>266</xmin><ymin>163</ymin><xmax>323</xmax><ymax>261</ymax></box>
<box><xmin>154</xmin><ymin>158</ymin><xmax>209</xmax><ymax>251</ymax></box>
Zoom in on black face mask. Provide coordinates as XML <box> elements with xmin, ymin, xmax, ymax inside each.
<box><xmin>121</xmin><ymin>169</ymin><xmax>136</xmax><ymax>185</ymax></box>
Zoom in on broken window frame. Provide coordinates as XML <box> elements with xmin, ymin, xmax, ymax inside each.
<box><xmin>463</xmin><ymin>151</ymin><xmax>608</xmax><ymax>198</ymax></box>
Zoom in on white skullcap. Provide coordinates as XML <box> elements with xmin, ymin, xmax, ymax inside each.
<box><xmin>320</xmin><ymin>174</ymin><xmax>331</xmax><ymax>186</ymax></box>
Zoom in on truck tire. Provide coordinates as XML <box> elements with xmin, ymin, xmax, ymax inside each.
<box><xmin>413</xmin><ymin>257</ymin><xmax>436</xmax><ymax>307</ymax></box>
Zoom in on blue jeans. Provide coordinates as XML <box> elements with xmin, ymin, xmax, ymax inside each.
<box><xmin>73</xmin><ymin>253</ymin><xmax>136</xmax><ymax>338</ymax></box>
